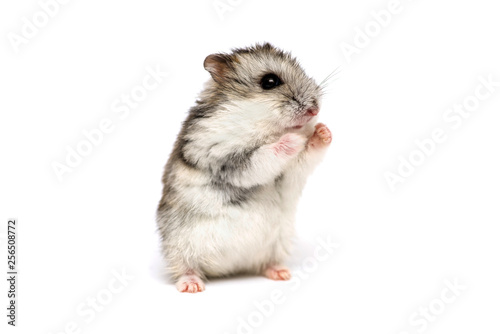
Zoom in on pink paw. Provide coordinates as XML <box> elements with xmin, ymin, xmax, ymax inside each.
<box><xmin>308</xmin><ymin>123</ymin><xmax>332</xmax><ymax>149</ymax></box>
<box><xmin>273</xmin><ymin>133</ymin><xmax>307</xmax><ymax>157</ymax></box>
<box><xmin>176</xmin><ymin>274</ymin><xmax>205</xmax><ymax>293</ymax></box>
<box><xmin>263</xmin><ymin>265</ymin><xmax>291</xmax><ymax>281</ymax></box>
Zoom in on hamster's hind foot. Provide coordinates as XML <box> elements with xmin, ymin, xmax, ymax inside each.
<box><xmin>263</xmin><ymin>265</ymin><xmax>291</xmax><ymax>281</ymax></box>
<box><xmin>176</xmin><ymin>272</ymin><xmax>205</xmax><ymax>293</ymax></box>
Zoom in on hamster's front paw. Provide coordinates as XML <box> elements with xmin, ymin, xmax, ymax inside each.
<box><xmin>273</xmin><ymin>133</ymin><xmax>307</xmax><ymax>157</ymax></box>
<box><xmin>308</xmin><ymin>123</ymin><xmax>332</xmax><ymax>149</ymax></box>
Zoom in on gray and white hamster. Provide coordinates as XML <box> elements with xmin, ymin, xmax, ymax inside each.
<box><xmin>157</xmin><ymin>43</ymin><xmax>332</xmax><ymax>293</ymax></box>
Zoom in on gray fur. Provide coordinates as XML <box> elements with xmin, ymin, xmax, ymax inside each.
<box><xmin>156</xmin><ymin>43</ymin><xmax>330</xmax><ymax>287</ymax></box>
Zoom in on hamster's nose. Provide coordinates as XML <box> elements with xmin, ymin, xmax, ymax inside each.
<box><xmin>306</xmin><ymin>107</ymin><xmax>319</xmax><ymax>116</ymax></box>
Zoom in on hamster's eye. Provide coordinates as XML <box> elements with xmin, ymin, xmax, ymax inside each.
<box><xmin>260</xmin><ymin>73</ymin><xmax>282</xmax><ymax>90</ymax></box>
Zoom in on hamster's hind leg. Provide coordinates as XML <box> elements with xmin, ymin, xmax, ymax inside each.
<box><xmin>263</xmin><ymin>264</ymin><xmax>291</xmax><ymax>281</ymax></box>
<box><xmin>175</xmin><ymin>270</ymin><xmax>206</xmax><ymax>293</ymax></box>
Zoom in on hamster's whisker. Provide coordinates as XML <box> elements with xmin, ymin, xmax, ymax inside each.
<box><xmin>319</xmin><ymin>66</ymin><xmax>343</xmax><ymax>89</ymax></box>
<box><xmin>320</xmin><ymin>76</ymin><xmax>340</xmax><ymax>91</ymax></box>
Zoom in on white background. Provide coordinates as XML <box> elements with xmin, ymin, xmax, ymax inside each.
<box><xmin>1</xmin><ymin>0</ymin><xmax>499</xmax><ymax>333</ymax></box>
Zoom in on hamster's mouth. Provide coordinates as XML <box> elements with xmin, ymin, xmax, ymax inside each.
<box><xmin>288</xmin><ymin>118</ymin><xmax>311</xmax><ymax>130</ymax></box>
<box><xmin>289</xmin><ymin>109</ymin><xmax>319</xmax><ymax>129</ymax></box>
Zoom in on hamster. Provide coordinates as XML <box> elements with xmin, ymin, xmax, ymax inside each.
<box><xmin>156</xmin><ymin>43</ymin><xmax>332</xmax><ymax>293</ymax></box>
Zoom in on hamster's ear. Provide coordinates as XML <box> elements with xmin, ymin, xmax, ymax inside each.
<box><xmin>204</xmin><ymin>54</ymin><xmax>231</xmax><ymax>83</ymax></box>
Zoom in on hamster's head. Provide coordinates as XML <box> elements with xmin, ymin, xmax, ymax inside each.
<box><xmin>202</xmin><ymin>43</ymin><xmax>322</xmax><ymax>133</ymax></box>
